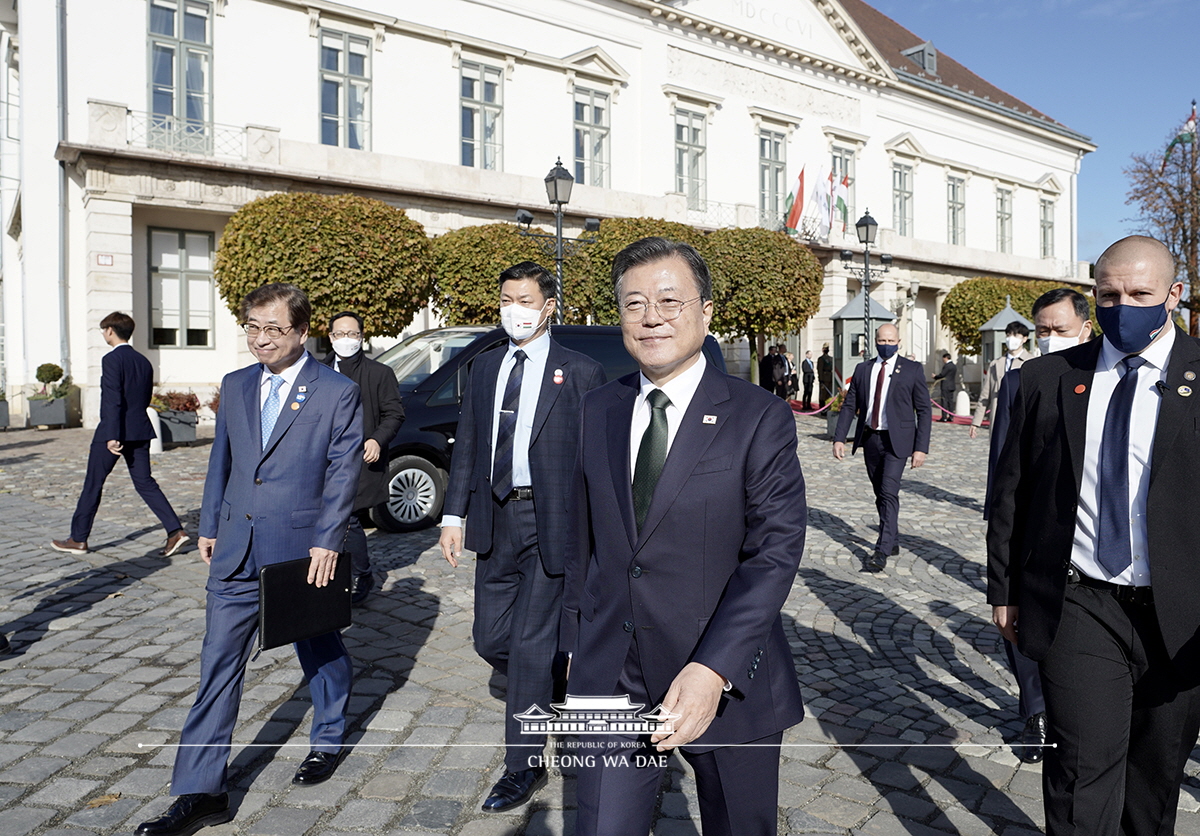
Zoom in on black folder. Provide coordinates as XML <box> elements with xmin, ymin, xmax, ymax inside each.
<box><xmin>258</xmin><ymin>554</ymin><xmax>352</xmax><ymax>651</ymax></box>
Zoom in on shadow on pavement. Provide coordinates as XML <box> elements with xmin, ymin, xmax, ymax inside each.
<box><xmin>901</xmin><ymin>478</ymin><xmax>986</xmax><ymax>515</ymax></box>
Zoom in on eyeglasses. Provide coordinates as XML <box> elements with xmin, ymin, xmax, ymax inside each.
<box><xmin>330</xmin><ymin>330</ymin><xmax>362</xmax><ymax>340</ymax></box>
<box><xmin>620</xmin><ymin>296</ymin><xmax>701</xmax><ymax>323</ymax></box>
<box><xmin>241</xmin><ymin>323</ymin><xmax>295</xmax><ymax>339</ymax></box>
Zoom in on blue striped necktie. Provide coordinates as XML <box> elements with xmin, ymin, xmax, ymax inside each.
<box><xmin>261</xmin><ymin>374</ymin><xmax>284</xmax><ymax>450</ymax></box>
<box><xmin>492</xmin><ymin>350</ymin><xmax>526</xmax><ymax>500</ymax></box>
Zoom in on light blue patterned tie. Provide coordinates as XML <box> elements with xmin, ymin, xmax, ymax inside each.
<box><xmin>261</xmin><ymin>374</ymin><xmax>285</xmax><ymax>450</ymax></box>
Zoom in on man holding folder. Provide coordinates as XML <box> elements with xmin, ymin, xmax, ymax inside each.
<box><xmin>137</xmin><ymin>283</ymin><xmax>363</xmax><ymax>836</ymax></box>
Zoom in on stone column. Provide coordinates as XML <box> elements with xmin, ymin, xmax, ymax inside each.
<box><xmin>82</xmin><ymin>196</ymin><xmax>134</xmax><ymax>429</ymax></box>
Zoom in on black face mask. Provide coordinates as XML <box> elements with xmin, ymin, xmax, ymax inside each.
<box><xmin>876</xmin><ymin>343</ymin><xmax>899</xmax><ymax>360</ymax></box>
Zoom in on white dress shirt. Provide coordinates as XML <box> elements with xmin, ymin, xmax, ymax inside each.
<box><xmin>1070</xmin><ymin>327</ymin><xmax>1175</xmax><ymax>586</ymax></box>
<box><xmin>629</xmin><ymin>354</ymin><xmax>707</xmax><ymax>478</ymax></box>
<box><xmin>259</xmin><ymin>352</ymin><xmax>310</xmax><ymax>410</ymax></box>
<box><xmin>441</xmin><ymin>333</ymin><xmax>549</xmax><ymax>530</ymax></box>
<box><xmin>863</xmin><ymin>354</ymin><xmax>898</xmax><ymax>431</ymax></box>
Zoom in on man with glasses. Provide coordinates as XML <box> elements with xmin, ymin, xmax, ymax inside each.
<box><xmin>562</xmin><ymin>237</ymin><xmax>806</xmax><ymax>836</ymax></box>
<box><xmin>438</xmin><ymin>262</ymin><xmax>604</xmax><ymax>813</ymax></box>
<box><xmin>138</xmin><ymin>283</ymin><xmax>362</xmax><ymax>836</ymax></box>
<box><xmin>323</xmin><ymin>310</ymin><xmax>405</xmax><ymax>605</ymax></box>
<box><xmin>832</xmin><ymin>323</ymin><xmax>931</xmax><ymax>572</ymax></box>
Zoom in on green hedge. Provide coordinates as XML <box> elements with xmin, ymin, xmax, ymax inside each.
<box><xmin>214</xmin><ymin>192</ymin><xmax>433</xmax><ymax>337</ymax></box>
<box><xmin>431</xmin><ymin>224</ymin><xmax>555</xmax><ymax>325</ymax></box>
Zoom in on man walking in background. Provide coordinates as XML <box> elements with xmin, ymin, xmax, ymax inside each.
<box><xmin>323</xmin><ymin>310</ymin><xmax>406</xmax><ymax>605</ymax></box>
<box><xmin>833</xmin><ymin>323</ymin><xmax>931</xmax><ymax>572</ymax></box>
<box><xmin>51</xmin><ymin>311</ymin><xmax>188</xmax><ymax>558</ymax></box>
<box><xmin>933</xmin><ymin>352</ymin><xmax>957</xmax><ymax>421</ymax></box>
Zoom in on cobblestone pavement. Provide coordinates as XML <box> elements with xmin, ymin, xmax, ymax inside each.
<box><xmin>1</xmin><ymin>419</ymin><xmax>1198</xmax><ymax>836</ymax></box>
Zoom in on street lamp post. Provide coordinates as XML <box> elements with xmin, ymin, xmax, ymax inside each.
<box><xmin>544</xmin><ymin>158</ymin><xmax>574</xmax><ymax>325</ymax></box>
<box><xmin>840</xmin><ymin>210</ymin><xmax>892</xmax><ymax>360</ymax></box>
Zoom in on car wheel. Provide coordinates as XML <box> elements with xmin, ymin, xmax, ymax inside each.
<box><xmin>373</xmin><ymin>455</ymin><xmax>444</xmax><ymax>532</ymax></box>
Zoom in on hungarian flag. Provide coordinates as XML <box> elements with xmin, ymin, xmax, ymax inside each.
<box><xmin>784</xmin><ymin>167</ymin><xmax>805</xmax><ymax>234</ymax></box>
<box><xmin>1161</xmin><ymin>100</ymin><xmax>1197</xmax><ymax>173</ymax></box>
<box><xmin>834</xmin><ymin>174</ymin><xmax>851</xmax><ymax>232</ymax></box>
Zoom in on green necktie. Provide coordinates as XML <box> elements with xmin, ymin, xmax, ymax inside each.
<box><xmin>633</xmin><ymin>389</ymin><xmax>672</xmax><ymax>531</ymax></box>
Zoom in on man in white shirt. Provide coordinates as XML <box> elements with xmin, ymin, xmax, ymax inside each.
<box><xmin>988</xmin><ymin>236</ymin><xmax>1200</xmax><ymax>836</ymax></box>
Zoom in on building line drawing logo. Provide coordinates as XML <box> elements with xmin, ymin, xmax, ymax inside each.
<box><xmin>514</xmin><ymin>694</ymin><xmax>679</xmax><ymax>735</ymax></box>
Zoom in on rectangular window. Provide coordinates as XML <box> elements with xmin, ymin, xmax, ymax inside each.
<box><xmin>461</xmin><ymin>61</ymin><xmax>502</xmax><ymax>170</ymax></box>
<box><xmin>147</xmin><ymin>0</ymin><xmax>212</xmax><ymax>154</ymax></box>
<box><xmin>675</xmin><ymin>108</ymin><xmax>706</xmax><ymax>210</ymax></box>
<box><xmin>997</xmin><ymin>188</ymin><xmax>1013</xmax><ymax>254</ymax></box>
<box><xmin>573</xmin><ymin>88</ymin><xmax>609</xmax><ymax>187</ymax></box>
<box><xmin>149</xmin><ymin>229</ymin><xmax>214</xmax><ymax>349</ymax></box>
<box><xmin>832</xmin><ymin>145</ymin><xmax>856</xmax><ymax>229</ymax></box>
<box><xmin>947</xmin><ymin>176</ymin><xmax>966</xmax><ymax>246</ymax></box>
<box><xmin>1040</xmin><ymin>198</ymin><xmax>1055</xmax><ymax>258</ymax></box>
<box><xmin>892</xmin><ymin>164</ymin><xmax>913</xmax><ymax>237</ymax></box>
<box><xmin>758</xmin><ymin>129</ymin><xmax>786</xmax><ymax>229</ymax></box>
<box><xmin>319</xmin><ymin>30</ymin><xmax>370</xmax><ymax>150</ymax></box>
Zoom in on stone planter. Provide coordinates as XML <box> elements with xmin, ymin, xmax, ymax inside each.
<box><xmin>0</xmin><ymin>401</ymin><xmax>8</xmax><ymax>429</ymax></box>
<box><xmin>157</xmin><ymin>409</ymin><xmax>198</xmax><ymax>444</ymax></box>
<box><xmin>827</xmin><ymin>409</ymin><xmax>857</xmax><ymax>440</ymax></box>
<box><xmin>29</xmin><ymin>397</ymin><xmax>68</xmax><ymax>428</ymax></box>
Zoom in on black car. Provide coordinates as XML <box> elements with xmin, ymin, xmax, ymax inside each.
<box><xmin>370</xmin><ymin>325</ymin><xmax>728</xmax><ymax>531</ymax></box>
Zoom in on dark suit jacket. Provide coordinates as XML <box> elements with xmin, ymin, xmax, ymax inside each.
<box><xmin>987</xmin><ymin>328</ymin><xmax>1200</xmax><ymax>679</ymax></box>
<box><xmin>322</xmin><ymin>351</ymin><xmax>406</xmax><ymax>510</ymax></box>
<box><xmin>199</xmin><ymin>354</ymin><xmax>363</xmax><ymax>580</ymax></box>
<box><xmin>442</xmin><ymin>338</ymin><xmax>605</xmax><ymax>574</ymax></box>
<box><xmin>562</xmin><ymin>362</ymin><xmax>806</xmax><ymax>748</ymax></box>
<box><xmin>982</xmin><ymin>368</ymin><xmax>1020</xmax><ymax>521</ymax></box>
<box><xmin>833</xmin><ymin>357</ymin><xmax>932</xmax><ymax>458</ymax></box>
<box><xmin>933</xmin><ymin>360</ymin><xmax>957</xmax><ymax>398</ymax></box>
<box><xmin>95</xmin><ymin>345</ymin><xmax>156</xmax><ymax>443</ymax></box>
<box><xmin>802</xmin><ymin>358</ymin><xmax>816</xmax><ymax>382</ymax></box>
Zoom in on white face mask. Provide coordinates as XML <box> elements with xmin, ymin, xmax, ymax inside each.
<box><xmin>1037</xmin><ymin>329</ymin><xmax>1085</xmax><ymax>355</ymax></box>
<box><xmin>500</xmin><ymin>301</ymin><xmax>548</xmax><ymax>341</ymax></box>
<box><xmin>1006</xmin><ymin>335</ymin><xmax>1026</xmax><ymax>352</ymax></box>
<box><xmin>332</xmin><ymin>337</ymin><xmax>362</xmax><ymax>358</ymax></box>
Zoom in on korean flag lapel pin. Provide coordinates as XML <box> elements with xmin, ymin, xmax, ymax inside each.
<box><xmin>702</xmin><ymin>414</ymin><xmax>718</xmax><ymax>425</ymax></box>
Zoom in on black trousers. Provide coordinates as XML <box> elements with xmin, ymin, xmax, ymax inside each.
<box><xmin>1040</xmin><ymin>581</ymin><xmax>1200</xmax><ymax>836</ymax></box>
<box><xmin>1003</xmin><ymin>638</ymin><xmax>1045</xmax><ymax>720</ymax></box>
<box><xmin>802</xmin><ymin>377</ymin><xmax>814</xmax><ymax>408</ymax></box>
<box><xmin>343</xmin><ymin>511</ymin><xmax>371</xmax><ymax>577</ymax></box>
<box><xmin>574</xmin><ymin>643</ymin><xmax>783</xmax><ymax>836</ymax></box>
<box><xmin>861</xmin><ymin>429</ymin><xmax>905</xmax><ymax>556</ymax></box>
<box><xmin>473</xmin><ymin>495</ymin><xmax>562</xmax><ymax>771</ymax></box>
<box><xmin>70</xmin><ymin>439</ymin><xmax>181</xmax><ymax>543</ymax></box>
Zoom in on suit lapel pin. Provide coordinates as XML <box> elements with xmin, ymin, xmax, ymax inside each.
<box><xmin>298</xmin><ymin>386</ymin><xmax>307</xmax><ymax>393</ymax></box>
<box><xmin>553</xmin><ymin>368</ymin><xmax>564</xmax><ymax>385</ymax></box>
<box><xmin>1179</xmin><ymin>385</ymin><xmax>1193</xmax><ymax>397</ymax></box>
<box><xmin>702</xmin><ymin>415</ymin><xmax>717</xmax><ymax>424</ymax></box>
<box><xmin>290</xmin><ymin>402</ymin><xmax>300</xmax><ymax>410</ymax></box>
<box><xmin>1186</xmin><ymin>371</ymin><xmax>1196</xmax><ymax>381</ymax></box>
<box><xmin>1074</xmin><ymin>384</ymin><xmax>1087</xmax><ymax>394</ymax></box>
<box><xmin>295</xmin><ymin>393</ymin><xmax>306</xmax><ymax>402</ymax></box>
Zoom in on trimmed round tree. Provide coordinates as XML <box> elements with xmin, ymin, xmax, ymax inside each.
<box><xmin>940</xmin><ymin>276</ymin><xmax>1093</xmax><ymax>354</ymax></box>
<box><xmin>702</xmin><ymin>227</ymin><xmax>824</xmax><ymax>362</ymax></box>
<box><xmin>214</xmin><ymin>192</ymin><xmax>434</xmax><ymax>336</ymax></box>
<box><xmin>573</xmin><ymin>217</ymin><xmax>707</xmax><ymax>325</ymax></box>
<box><xmin>431</xmin><ymin>223</ymin><xmax>552</xmax><ymax>325</ymax></box>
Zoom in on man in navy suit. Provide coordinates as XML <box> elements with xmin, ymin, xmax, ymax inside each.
<box><xmin>562</xmin><ymin>238</ymin><xmax>806</xmax><ymax>836</ymax></box>
<box><xmin>833</xmin><ymin>323</ymin><xmax>932</xmax><ymax>572</ymax></box>
<box><xmin>137</xmin><ymin>284</ymin><xmax>362</xmax><ymax>836</ymax></box>
<box><xmin>439</xmin><ymin>262</ymin><xmax>605</xmax><ymax>812</ymax></box>
<box><xmin>51</xmin><ymin>311</ymin><xmax>188</xmax><ymax>557</ymax></box>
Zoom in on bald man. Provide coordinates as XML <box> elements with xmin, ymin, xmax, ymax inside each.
<box><xmin>833</xmin><ymin>324</ymin><xmax>931</xmax><ymax>571</ymax></box>
<box><xmin>988</xmin><ymin>235</ymin><xmax>1200</xmax><ymax>836</ymax></box>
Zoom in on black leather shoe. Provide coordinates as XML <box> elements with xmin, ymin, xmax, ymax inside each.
<box><xmin>482</xmin><ymin>767</ymin><xmax>547</xmax><ymax>812</ymax></box>
<box><xmin>891</xmin><ymin>545</ymin><xmax>900</xmax><ymax>556</ymax></box>
<box><xmin>351</xmin><ymin>573</ymin><xmax>375</xmax><ymax>606</ymax></box>
<box><xmin>0</xmin><ymin>634</ymin><xmax>11</xmax><ymax>656</ymax></box>
<box><xmin>136</xmin><ymin>793</ymin><xmax>230</xmax><ymax>836</ymax></box>
<box><xmin>866</xmin><ymin>551</ymin><xmax>887</xmax><ymax>572</ymax></box>
<box><xmin>292</xmin><ymin>750</ymin><xmax>342</xmax><ymax>785</ymax></box>
<box><xmin>1016</xmin><ymin>712</ymin><xmax>1048</xmax><ymax>763</ymax></box>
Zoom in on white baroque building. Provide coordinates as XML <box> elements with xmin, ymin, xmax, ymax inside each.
<box><xmin>0</xmin><ymin>0</ymin><xmax>1094</xmax><ymax>426</ymax></box>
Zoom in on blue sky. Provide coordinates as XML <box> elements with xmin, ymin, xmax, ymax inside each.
<box><xmin>867</xmin><ymin>0</ymin><xmax>1199</xmax><ymax>264</ymax></box>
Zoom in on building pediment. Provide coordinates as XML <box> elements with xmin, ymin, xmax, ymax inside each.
<box><xmin>562</xmin><ymin>46</ymin><xmax>630</xmax><ymax>83</ymax></box>
<box><xmin>884</xmin><ymin>132</ymin><xmax>928</xmax><ymax>160</ymax></box>
<box><xmin>1036</xmin><ymin>173</ymin><xmax>1064</xmax><ymax>194</ymax></box>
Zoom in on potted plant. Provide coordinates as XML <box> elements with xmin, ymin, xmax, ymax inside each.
<box><xmin>152</xmin><ymin>390</ymin><xmax>201</xmax><ymax>444</ymax></box>
<box><xmin>206</xmin><ymin>389</ymin><xmax>220</xmax><ymax>416</ymax></box>
<box><xmin>29</xmin><ymin>363</ymin><xmax>78</xmax><ymax>428</ymax></box>
<box><xmin>825</xmin><ymin>387</ymin><xmax>854</xmax><ymax>439</ymax></box>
